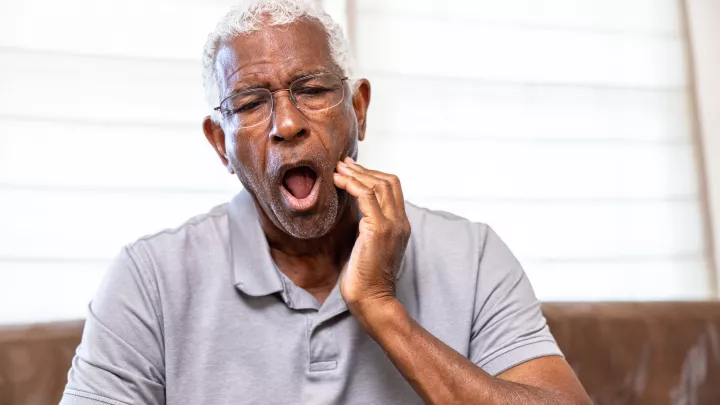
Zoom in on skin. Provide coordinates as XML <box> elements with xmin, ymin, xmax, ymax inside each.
<box><xmin>203</xmin><ymin>17</ymin><xmax>592</xmax><ymax>405</ymax></box>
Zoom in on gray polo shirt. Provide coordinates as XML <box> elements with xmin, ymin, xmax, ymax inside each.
<box><xmin>61</xmin><ymin>190</ymin><xmax>561</xmax><ymax>405</ymax></box>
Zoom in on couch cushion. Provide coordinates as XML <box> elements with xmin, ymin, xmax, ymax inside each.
<box><xmin>544</xmin><ymin>302</ymin><xmax>720</xmax><ymax>405</ymax></box>
<box><xmin>0</xmin><ymin>321</ymin><xmax>83</xmax><ymax>405</ymax></box>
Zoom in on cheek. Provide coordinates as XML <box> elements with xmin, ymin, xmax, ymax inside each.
<box><xmin>225</xmin><ymin>128</ymin><xmax>267</xmax><ymax>181</ymax></box>
<box><xmin>321</xmin><ymin>104</ymin><xmax>358</xmax><ymax>153</ymax></box>
<box><xmin>338</xmin><ymin>104</ymin><xmax>360</xmax><ymax>153</ymax></box>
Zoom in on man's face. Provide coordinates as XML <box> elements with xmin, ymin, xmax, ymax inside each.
<box><xmin>204</xmin><ymin>18</ymin><xmax>370</xmax><ymax>239</ymax></box>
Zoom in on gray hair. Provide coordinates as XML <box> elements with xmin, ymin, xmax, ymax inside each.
<box><xmin>202</xmin><ymin>0</ymin><xmax>354</xmax><ymax>123</ymax></box>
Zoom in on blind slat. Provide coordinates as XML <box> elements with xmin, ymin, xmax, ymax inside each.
<box><xmin>369</xmin><ymin>75</ymin><xmax>692</xmax><ymax>142</ymax></box>
<box><xmin>0</xmin><ymin>0</ymin><xmax>225</xmax><ymax>60</ymax></box>
<box><xmin>0</xmin><ymin>189</ymin><xmax>701</xmax><ymax>262</ymax></box>
<box><xmin>357</xmin><ymin>0</ymin><xmax>681</xmax><ymax>35</ymax></box>
<box><xmin>360</xmin><ymin>137</ymin><xmax>698</xmax><ymax>200</ymax></box>
<box><xmin>0</xmin><ymin>189</ymin><xmax>233</xmax><ymax>260</ymax></box>
<box><xmin>356</xmin><ymin>14</ymin><xmax>687</xmax><ymax>87</ymax></box>
<box><xmin>0</xmin><ymin>119</ymin><xmax>234</xmax><ymax>191</ymax></box>
<box><xmin>423</xmin><ymin>199</ymin><xmax>704</xmax><ymax>260</ymax></box>
<box><xmin>526</xmin><ymin>257</ymin><xmax>710</xmax><ymax>301</ymax></box>
<box><xmin>0</xmin><ymin>49</ymin><xmax>206</xmax><ymax>124</ymax></box>
<box><xmin>0</xmin><ymin>260</ymin><xmax>107</xmax><ymax>324</ymax></box>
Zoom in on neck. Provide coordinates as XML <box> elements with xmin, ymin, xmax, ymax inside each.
<box><xmin>256</xmin><ymin>198</ymin><xmax>359</xmax><ymax>302</ymax></box>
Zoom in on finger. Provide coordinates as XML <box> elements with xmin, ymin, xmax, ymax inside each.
<box><xmin>344</xmin><ymin>158</ymin><xmax>406</xmax><ymax>218</ymax></box>
<box><xmin>336</xmin><ymin>161</ymin><xmax>398</xmax><ymax>219</ymax></box>
<box><xmin>333</xmin><ymin>172</ymin><xmax>385</xmax><ymax>221</ymax></box>
<box><xmin>337</xmin><ymin>161</ymin><xmax>396</xmax><ymax>209</ymax></box>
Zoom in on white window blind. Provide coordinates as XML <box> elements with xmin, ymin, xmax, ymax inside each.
<box><xmin>350</xmin><ymin>0</ymin><xmax>712</xmax><ymax>301</ymax></box>
<box><xmin>0</xmin><ymin>0</ymin><xmax>712</xmax><ymax>324</ymax></box>
<box><xmin>0</xmin><ymin>0</ymin><xmax>243</xmax><ymax>324</ymax></box>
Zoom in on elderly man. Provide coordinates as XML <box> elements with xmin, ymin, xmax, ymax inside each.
<box><xmin>61</xmin><ymin>1</ymin><xmax>590</xmax><ymax>404</ymax></box>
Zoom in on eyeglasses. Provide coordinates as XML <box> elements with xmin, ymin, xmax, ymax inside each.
<box><xmin>214</xmin><ymin>73</ymin><xmax>348</xmax><ymax>128</ymax></box>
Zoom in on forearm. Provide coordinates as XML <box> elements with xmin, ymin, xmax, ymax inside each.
<box><xmin>353</xmin><ymin>299</ymin><xmax>586</xmax><ymax>405</ymax></box>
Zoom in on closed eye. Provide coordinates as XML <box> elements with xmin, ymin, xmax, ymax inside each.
<box><xmin>295</xmin><ymin>86</ymin><xmax>333</xmax><ymax>96</ymax></box>
<box><xmin>232</xmin><ymin>99</ymin><xmax>266</xmax><ymax>114</ymax></box>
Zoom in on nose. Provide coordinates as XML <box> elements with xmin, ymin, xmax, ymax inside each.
<box><xmin>269</xmin><ymin>90</ymin><xmax>308</xmax><ymax>143</ymax></box>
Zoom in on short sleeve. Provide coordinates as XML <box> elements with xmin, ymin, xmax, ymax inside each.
<box><xmin>468</xmin><ymin>225</ymin><xmax>562</xmax><ymax>376</ymax></box>
<box><xmin>60</xmin><ymin>246</ymin><xmax>166</xmax><ymax>405</ymax></box>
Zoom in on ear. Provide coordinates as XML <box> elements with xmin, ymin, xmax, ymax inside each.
<box><xmin>202</xmin><ymin>116</ymin><xmax>234</xmax><ymax>174</ymax></box>
<box><xmin>351</xmin><ymin>79</ymin><xmax>371</xmax><ymax>142</ymax></box>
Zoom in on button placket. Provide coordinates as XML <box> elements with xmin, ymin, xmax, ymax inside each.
<box><xmin>308</xmin><ymin>321</ymin><xmax>340</xmax><ymax>371</ymax></box>
<box><xmin>306</xmin><ymin>285</ymin><xmax>348</xmax><ymax>372</ymax></box>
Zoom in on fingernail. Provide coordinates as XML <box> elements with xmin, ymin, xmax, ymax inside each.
<box><xmin>338</xmin><ymin>160</ymin><xmax>347</xmax><ymax>167</ymax></box>
<box><xmin>346</xmin><ymin>156</ymin><xmax>356</xmax><ymax>163</ymax></box>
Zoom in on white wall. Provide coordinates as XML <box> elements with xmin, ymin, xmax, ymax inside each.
<box><xmin>0</xmin><ymin>0</ymin><xmax>713</xmax><ymax>324</ymax></box>
<box><xmin>350</xmin><ymin>0</ymin><xmax>712</xmax><ymax>301</ymax></box>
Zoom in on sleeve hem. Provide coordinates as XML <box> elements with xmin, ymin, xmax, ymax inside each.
<box><xmin>61</xmin><ymin>389</ymin><xmax>130</xmax><ymax>405</ymax></box>
<box><xmin>479</xmin><ymin>340</ymin><xmax>564</xmax><ymax>377</ymax></box>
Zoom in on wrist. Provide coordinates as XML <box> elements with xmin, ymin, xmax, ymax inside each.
<box><xmin>349</xmin><ymin>297</ymin><xmax>407</xmax><ymax>338</ymax></box>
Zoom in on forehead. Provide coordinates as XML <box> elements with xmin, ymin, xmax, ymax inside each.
<box><xmin>215</xmin><ymin>18</ymin><xmax>337</xmax><ymax>89</ymax></box>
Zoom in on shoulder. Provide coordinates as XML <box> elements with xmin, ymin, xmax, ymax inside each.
<box><xmin>131</xmin><ymin>202</ymin><xmax>229</xmax><ymax>246</ymax></box>
<box><xmin>112</xmin><ymin>202</ymin><xmax>240</xmax><ymax>315</ymax></box>
<box><xmin>124</xmin><ymin>203</ymin><xmax>231</xmax><ymax>270</ymax></box>
<box><xmin>404</xmin><ymin>201</ymin><xmax>491</xmax><ymax>255</ymax></box>
<box><xmin>400</xmin><ymin>201</ymin><xmax>498</xmax><ymax>290</ymax></box>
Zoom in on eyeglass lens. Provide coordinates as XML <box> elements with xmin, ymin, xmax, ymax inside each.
<box><xmin>221</xmin><ymin>74</ymin><xmax>345</xmax><ymax>128</ymax></box>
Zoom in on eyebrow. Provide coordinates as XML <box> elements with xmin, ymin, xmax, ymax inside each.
<box><xmin>226</xmin><ymin>68</ymin><xmax>335</xmax><ymax>97</ymax></box>
<box><xmin>228</xmin><ymin>82</ymin><xmax>268</xmax><ymax>95</ymax></box>
<box><xmin>289</xmin><ymin>68</ymin><xmax>333</xmax><ymax>82</ymax></box>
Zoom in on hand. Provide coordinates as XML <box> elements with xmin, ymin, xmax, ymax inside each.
<box><xmin>333</xmin><ymin>157</ymin><xmax>411</xmax><ymax>320</ymax></box>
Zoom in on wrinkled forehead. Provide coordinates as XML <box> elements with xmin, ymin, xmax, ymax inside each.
<box><xmin>214</xmin><ymin>18</ymin><xmax>339</xmax><ymax>92</ymax></box>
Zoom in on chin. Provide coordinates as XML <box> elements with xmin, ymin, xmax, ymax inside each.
<box><xmin>271</xmin><ymin>186</ymin><xmax>340</xmax><ymax>240</ymax></box>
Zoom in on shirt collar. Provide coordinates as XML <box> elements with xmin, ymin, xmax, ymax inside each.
<box><xmin>226</xmin><ymin>190</ymin><xmax>284</xmax><ymax>297</ymax></box>
<box><xmin>226</xmin><ymin>189</ymin><xmax>410</xmax><ymax>298</ymax></box>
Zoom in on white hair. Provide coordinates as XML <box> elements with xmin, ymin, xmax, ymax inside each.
<box><xmin>202</xmin><ymin>0</ymin><xmax>354</xmax><ymax>123</ymax></box>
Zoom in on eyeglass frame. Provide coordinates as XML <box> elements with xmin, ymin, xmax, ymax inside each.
<box><xmin>213</xmin><ymin>73</ymin><xmax>350</xmax><ymax>128</ymax></box>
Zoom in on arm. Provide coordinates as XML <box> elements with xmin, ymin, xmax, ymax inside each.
<box><xmin>333</xmin><ymin>157</ymin><xmax>591</xmax><ymax>405</ymax></box>
<box><xmin>60</xmin><ymin>247</ymin><xmax>165</xmax><ymax>405</ymax></box>
<box><xmin>355</xmin><ymin>299</ymin><xmax>589</xmax><ymax>405</ymax></box>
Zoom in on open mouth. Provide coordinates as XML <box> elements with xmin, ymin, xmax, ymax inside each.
<box><xmin>280</xmin><ymin>165</ymin><xmax>321</xmax><ymax>212</ymax></box>
<box><xmin>282</xmin><ymin>166</ymin><xmax>317</xmax><ymax>199</ymax></box>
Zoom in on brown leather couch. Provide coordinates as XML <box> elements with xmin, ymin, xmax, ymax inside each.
<box><xmin>2</xmin><ymin>303</ymin><xmax>720</xmax><ymax>405</ymax></box>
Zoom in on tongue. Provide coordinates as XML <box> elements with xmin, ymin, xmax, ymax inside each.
<box><xmin>283</xmin><ymin>167</ymin><xmax>316</xmax><ymax>199</ymax></box>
